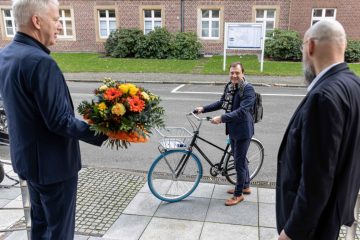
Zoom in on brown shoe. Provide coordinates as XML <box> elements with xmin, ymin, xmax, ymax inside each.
<box><xmin>225</xmin><ymin>195</ymin><xmax>244</xmax><ymax>206</ymax></box>
<box><xmin>243</xmin><ymin>187</ymin><xmax>251</xmax><ymax>195</ymax></box>
<box><xmin>227</xmin><ymin>187</ymin><xmax>251</xmax><ymax>195</ymax></box>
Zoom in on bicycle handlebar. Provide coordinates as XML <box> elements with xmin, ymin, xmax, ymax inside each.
<box><xmin>188</xmin><ymin>111</ymin><xmax>211</xmax><ymax>121</ymax></box>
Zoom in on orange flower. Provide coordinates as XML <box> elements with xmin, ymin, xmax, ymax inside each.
<box><xmin>106</xmin><ymin>131</ymin><xmax>148</xmax><ymax>143</ymax></box>
<box><xmin>104</xmin><ymin>88</ymin><xmax>122</xmax><ymax>101</ymax></box>
<box><xmin>127</xmin><ymin>96</ymin><xmax>145</xmax><ymax>112</ymax></box>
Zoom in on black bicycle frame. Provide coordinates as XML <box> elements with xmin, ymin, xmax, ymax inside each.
<box><xmin>173</xmin><ymin>130</ymin><xmax>232</xmax><ymax>178</ymax></box>
<box><xmin>192</xmin><ymin>134</ymin><xmax>231</xmax><ymax>168</ymax></box>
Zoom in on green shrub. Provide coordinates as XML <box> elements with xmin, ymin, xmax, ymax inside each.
<box><xmin>104</xmin><ymin>29</ymin><xmax>143</xmax><ymax>58</ymax></box>
<box><xmin>104</xmin><ymin>30</ymin><xmax>120</xmax><ymax>56</ymax></box>
<box><xmin>345</xmin><ymin>40</ymin><xmax>360</xmax><ymax>63</ymax></box>
<box><xmin>265</xmin><ymin>29</ymin><xmax>302</xmax><ymax>61</ymax></box>
<box><xmin>135</xmin><ymin>27</ymin><xmax>172</xmax><ymax>59</ymax></box>
<box><xmin>171</xmin><ymin>32</ymin><xmax>202</xmax><ymax>60</ymax></box>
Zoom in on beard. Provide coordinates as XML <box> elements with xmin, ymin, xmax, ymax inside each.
<box><xmin>302</xmin><ymin>59</ymin><xmax>316</xmax><ymax>86</ymax></box>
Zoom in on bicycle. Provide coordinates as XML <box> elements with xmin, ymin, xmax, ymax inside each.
<box><xmin>0</xmin><ymin>97</ymin><xmax>8</xmax><ymax>184</ymax></box>
<box><xmin>147</xmin><ymin>112</ymin><xmax>264</xmax><ymax>202</ymax></box>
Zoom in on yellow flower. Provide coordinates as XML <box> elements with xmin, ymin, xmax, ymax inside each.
<box><xmin>150</xmin><ymin>94</ymin><xmax>159</xmax><ymax>100</ymax></box>
<box><xmin>141</xmin><ymin>91</ymin><xmax>150</xmax><ymax>101</ymax></box>
<box><xmin>98</xmin><ymin>102</ymin><xmax>107</xmax><ymax>111</ymax></box>
<box><xmin>99</xmin><ymin>85</ymin><xmax>108</xmax><ymax>91</ymax></box>
<box><xmin>128</xmin><ymin>84</ymin><xmax>139</xmax><ymax>96</ymax></box>
<box><xmin>118</xmin><ymin>84</ymin><xmax>130</xmax><ymax>94</ymax></box>
<box><xmin>111</xmin><ymin>103</ymin><xmax>126</xmax><ymax>116</ymax></box>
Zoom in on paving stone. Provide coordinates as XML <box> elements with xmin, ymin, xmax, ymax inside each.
<box><xmin>155</xmin><ymin>197</ymin><xmax>210</xmax><ymax>221</ymax></box>
<box><xmin>0</xmin><ymin>188</ymin><xmax>20</xmax><ymax>200</ymax></box>
<box><xmin>259</xmin><ymin>203</ymin><xmax>276</xmax><ymax>228</ymax></box>
<box><xmin>139</xmin><ymin>217</ymin><xmax>203</xmax><ymax>240</ymax></box>
<box><xmin>206</xmin><ymin>198</ymin><xmax>258</xmax><ymax>226</ymax></box>
<box><xmin>103</xmin><ymin>214</ymin><xmax>151</xmax><ymax>240</ymax></box>
<box><xmin>259</xmin><ymin>227</ymin><xmax>279</xmax><ymax>240</ymax></box>
<box><xmin>258</xmin><ymin>188</ymin><xmax>276</xmax><ymax>203</ymax></box>
<box><xmin>200</xmin><ymin>222</ymin><xmax>258</xmax><ymax>240</ymax></box>
<box><xmin>122</xmin><ymin>192</ymin><xmax>161</xmax><ymax>216</ymax></box>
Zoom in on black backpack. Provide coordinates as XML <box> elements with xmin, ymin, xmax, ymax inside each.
<box><xmin>253</xmin><ymin>92</ymin><xmax>263</xmax><ymax>123</ymax></box>
<box><xmin>239</xmin><ymin>82</ymin><xmax>263</xmax><ymax>123</ymax></box>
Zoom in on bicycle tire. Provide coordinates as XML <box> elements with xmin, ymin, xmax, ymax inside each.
<box><xmin>224</xmin><ymin>138</ymin><xmax>264</xmax><ymax>185</ymax></box>
<box><xmin>0</xmin><ymin>110</ymin><xmax>7</xmax><ymax>134</ymax></box>
<box><xmin>148</xmin><ymin>149</ymin><xmax>203</xmax><ymax>202</ymax></box>
<box><xmin>0</xmin><ymin>163</ymin><xmax>4</xmax><ymax>184</ymax></box>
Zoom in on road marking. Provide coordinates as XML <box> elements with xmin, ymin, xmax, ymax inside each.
<box><xmin>170</xmin><ymin>85</ymin><xmax>306</xmax><ymax>97</ymax></box>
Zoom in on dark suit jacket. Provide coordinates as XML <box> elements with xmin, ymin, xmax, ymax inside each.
<box><xmin>203</xmin><ymin>81</ymin><xmax>255</xmax><ymax>140</ymax></box>
<box><xmin>276</xmin><ymin>63</ymin><xmax>360</xmax><ymax>239</ymax></box>
<box><xmin>0</xmin><ymin>33</ymin><xmax>107</xmax><ymax>184</ymax></box>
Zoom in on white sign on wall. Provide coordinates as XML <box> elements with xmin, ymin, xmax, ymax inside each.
<box><xmin>223</xmin><ymin>22</ymin><xmax>266</xmax><ymax>71</ymax></box>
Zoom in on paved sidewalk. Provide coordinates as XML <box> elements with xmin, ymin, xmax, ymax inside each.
<box><xmin>0</xmin><ymin>165</ymin><xmax>278</xmax><ymax>240</ymax></box>
<box><xmin>0</xmin><ymin>165</ymin><xmax>358</xmax><ymax>240</ymax></box>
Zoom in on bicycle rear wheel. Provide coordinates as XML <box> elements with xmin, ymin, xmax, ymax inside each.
<box><xmin>148</xmin><ymin>149</ymin><xmax>203</xmax><ymax>202</ymax></box>
<box><xmin>224</xmin><ymin>138</ymin><xmax>264</xmax><ymax>185</ymax></box>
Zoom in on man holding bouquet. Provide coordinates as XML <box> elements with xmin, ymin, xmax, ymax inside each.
<box><xmin>0</xmin><ymin>0</ymin><xmax>107</xmax><ymax>239</ymax></box>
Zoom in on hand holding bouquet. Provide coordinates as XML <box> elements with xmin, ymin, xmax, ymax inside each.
<box><xmin>78</xmin><ymin>78</ymin><xmax>165</xmax><ymax>149</ymax></box>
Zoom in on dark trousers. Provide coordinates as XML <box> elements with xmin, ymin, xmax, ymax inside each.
<box><xmin>230</xmin><ymin>138</ymin><xmax>251</xmax><ymax>197</ymax></box>
<box><xmin>27</xmin><ymin>174</ymin><xmax>78</xmax><ymax>240</ymax></box>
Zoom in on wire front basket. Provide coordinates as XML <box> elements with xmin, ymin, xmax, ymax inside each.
<box><xmin>155</xmin><ymin>127</ymin><xmax>193</xmax><ymax>150</ymax></box>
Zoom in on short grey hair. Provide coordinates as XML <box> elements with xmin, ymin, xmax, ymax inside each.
<box><xmin>12</xmin><ymin>0</ymin><xmax>59</xmax><ymax>27</ymax></box>
<box><xmin>305</xmin><ymin>19</ymin><xmax>347</xmax><ymax>45</ymax></box>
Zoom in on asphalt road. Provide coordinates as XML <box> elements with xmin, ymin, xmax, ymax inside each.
<box><xmin>0</xmin><ymin>82</ymin><xmax>307</xmax><ymax>184</ymax></box>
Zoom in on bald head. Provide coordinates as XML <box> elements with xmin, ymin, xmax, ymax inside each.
<box><xmin>302</xmin><ymin>20</ymin><xmax>347</xmax><ymax>78</ymax></box>
<box><xmin>305</xmin><ymin>19</ymin><xmax>347</xmax><ymax>51</ymax></box>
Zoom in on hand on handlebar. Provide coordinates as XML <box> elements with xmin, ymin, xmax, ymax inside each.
<box><xmin>210</xmin><ymin>116</ymin><xmax>222</xmax><ymax>124</ymax></box>
<box><xmin>193</xmin><ymin>107</ymin><xmax>204</xmax><ymax>114</ymax></box>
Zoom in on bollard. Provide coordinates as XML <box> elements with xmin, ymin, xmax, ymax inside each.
<box><xmin>345</xmin><ymin>193</ymin><xmax>360</xmax><ymax>240</ymax></box>
<box><xmin>19</xmin><ymin>179</ymin><xmax>31</xmax><ymax>240</ymax></box>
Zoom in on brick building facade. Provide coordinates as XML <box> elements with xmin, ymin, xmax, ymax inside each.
<box><xmin>0</xmin><ymin>0</ymin><xmax>358</xmax><ymax>54</ymax></box>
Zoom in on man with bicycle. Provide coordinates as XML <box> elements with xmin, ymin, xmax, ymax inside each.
<box><xmin>195</xmin><ymin>62</ymin><xmax>256</xmax><ymax>206</ymax></box>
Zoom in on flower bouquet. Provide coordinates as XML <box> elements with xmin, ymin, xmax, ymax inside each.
<box><xmin>78</xmin><ymin>78</ymin><xmax>165</xmax><ymax>149</ymax></box>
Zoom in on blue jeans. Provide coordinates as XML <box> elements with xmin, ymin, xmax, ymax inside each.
<box><xmin>230</xmin><ymin>138</ymin><xmax>251</xmax><ymax>197</ymax></box>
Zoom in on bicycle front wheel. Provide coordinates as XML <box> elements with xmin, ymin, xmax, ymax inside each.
<box><xmin>148</xmin><ymin>149</ymin><xmax>203</xmax><ymax>202</ymax></box>
<box><xmin>224</xmin><ymin>138</ymin><xmax>264</xmax><ymax>185</ymax></box>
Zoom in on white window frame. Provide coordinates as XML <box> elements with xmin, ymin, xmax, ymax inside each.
<box><xmin>201</xmin><ymin>9</ymin><xmax>220</xmax><ymax>40</ymax></box>
<box><xmin>311</xmin><ymin>8</ymin><xmax>336</xmax><ymax>26</ymax></box>
<box><xmin>2</xmin><ymin>9</ymin><xmax>16</xmax><ymax>38</ymax></box>
<box><xmin>143</xmin><ymin>9</ymin><xmax>162</xmax><ymax>34</ymax></box>
<box><xmin>255</xmin><ymin>9</ymin><xmax>276</xmax><ymax>37</ymax></box>
<box><xmin>98</xmin><ymin>9</ymin><xmax>116</xmax><ymax>39</ymax></box>
<box><xmin>58</xmin><ymin>9</ymin><xmax>75</xmax><ymax>39</ymax></box>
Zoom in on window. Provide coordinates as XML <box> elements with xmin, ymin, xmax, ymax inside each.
<box><xmin>201</xmin><ymin>9</ymin><xmax>220</xmax><ymax>39</ymax></box>
<box><xmin>98</xmin><ymin>9</ymin><xmax>116</xmax><ymax>39</ymax></box>
<box><xmin>58</xmin><ymin>9</ymin><xmax>74</xmax><ymax>39</ymax></box>
<box><xmin>255</xmin><ymin>9</ymin><xmax>276</xmax><ymax>37</ymax></box>
<box><xmin>2</xmin><ymin>9</ymin><xmax>16</xmax><ymax>37</ymax></box>
<box><xmin>144</xmin><ymin>9</ymin><xmax>162</xmax><ymax>34</ymax></box>
<box><xmin>311</xmin><ymin>8</ymin><xmax>336</xmax><ymax>25</ymax></box>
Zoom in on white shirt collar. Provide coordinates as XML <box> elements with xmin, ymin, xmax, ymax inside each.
<box><xmin>307</xmin><ymin>62</ymin><xmax>343</xmax><ymax>92</ymax></box>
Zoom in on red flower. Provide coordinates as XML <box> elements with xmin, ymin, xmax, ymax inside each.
<box><xmin>127</xmin><ymin>96</ymin><xmax>145</xmax><ymax>112</ymax></box>
<box><xmin>104</xmin><ymin>88</ymin><xmax>122</xmax><ymax>100</ymax></box>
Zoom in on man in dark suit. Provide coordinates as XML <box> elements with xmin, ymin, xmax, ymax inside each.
<box><xmin>195</xmin><ymin>62</ymin><xmax>256</xmax><ymax>206</ymax></box>
<box><xmin>0</xmin><ymin>0</ymin><xmax>107</xmax><ymax>239</ymax></box>
<box><xmin>276</xmin><ymin>19</ymin><xmax>360</xmax><ymax>240</ymax></box>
